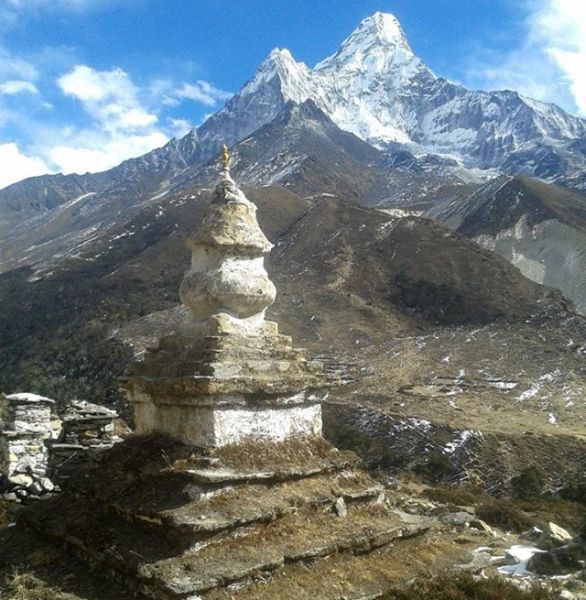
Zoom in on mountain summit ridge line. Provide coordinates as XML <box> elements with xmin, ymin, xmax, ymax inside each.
<box><xmin>1</xmin><ymin>11</ymin><xmax>586</xmax><ymax>207</ymax></box>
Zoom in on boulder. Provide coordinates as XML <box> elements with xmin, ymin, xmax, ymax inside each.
<box><xmin>10</xmin><ymin>473</ymin><xmax>33</xmax><ymax>489</ymax></box>
<box><xmin>401</xmin><ymin>498</ymin><xmax>436</xmax><ymax>515</ymax></box>
<box><xmin>40</xmin><ymin>477</ymin><xmax>55</xmax><ymax>492</ymax></box>
<box><xmin>528</xmin><ymin>542</ymin><xmax>586</xmax><ymax>576</ymax></box>
<box><xmin>539</xmin><ymin>522</ymin><xmax>574</xmax><ymax>549</ymax></box>
<box><xmin>439</xmin><ymin>511</ymin><xmax>474</xmax><ymax>527</ymax></box>
<box><xmin>334</xmin><ymin>497</ymin><xmax>347</xmax><ymax>518</ymax></box>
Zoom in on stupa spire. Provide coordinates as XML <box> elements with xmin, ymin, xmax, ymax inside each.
<box><xmin>178</xmin><ymin>144</ymin><xmax>277</xmax><ymax>339</ymax></box>
<box><xmin>220</xmin><ymin>143</ymin><xmax>230</xmax><ymax>172</ymax></box>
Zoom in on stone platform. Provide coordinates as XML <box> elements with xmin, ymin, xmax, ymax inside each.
<box><xmin>123</xmin><ymin>328</ymin><xmax>331</xmax><ymax>446</ymax></box>
<box><xmin>19</xmin><ymin>435</ymin><xmax>431</xmax><ymax>599</ymax></box>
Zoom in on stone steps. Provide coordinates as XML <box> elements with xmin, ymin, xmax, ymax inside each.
<box><xmin>180</xmin><ymin>333</ymin><xmax>295</xmax><ymax>352</ymax></box>
<box><xmin>135</xmin><ymin>334</ymin><xmax>311</xmax><ymax>377</ymax></box>
<box><xmin>20</xmin><ymin>496</ymin><xmax>189</xmax><ymax>575</ymax></box>
<box><xmin>17</xmin><ymin>437</ymin><xmax>434</xmax><ymax>599</ymax></box>
<box><xmin>68</xmin><ymin>437</ymin><xmax>357</xmax><ymax>496</ymax></box>
<box><xmin>201</xmin><ymin>522</ymin><xmax>442</xmax><ymax>600</ymax></box>
<box><xmin>133</xmin><ymin>355</ymin><xmax>317</xmax><ymax>379</ymax></box>
<box><xmin>139</xmin><ymin>503</ymin><xmax>424</xmax><ymax>598</ymax></box>
<box><xmin>63</xmin><ymin>442</ymin><xmax>379</xmax><ymax>538</ymax></box>
<box><xmin>111</xmin><ymin>470</ymin><xmax>384</xmax><ymax>536</ymax></box>
<box><xmin>21</xmin><ymin>484</ymin><xmax>427</xmax><ymax>599</ymax></box>
<box><xmin>131</xmin><ymin>372</ymin><xmax>328</xmax><ymax>397</ymax></box>
<box><xmin>163</xmin><ymin>345</ymin><xmax>308</xmax><ymax>363</ymax></box>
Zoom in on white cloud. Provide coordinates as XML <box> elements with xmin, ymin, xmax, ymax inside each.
<box><xmin>167</xmin><ymin>117</ymin><xmax>193</xmax><ymax>138</ymax></box>
<box><xmin>58</xmin><ymin>64</ymin><xmax>119</xmax><ymax>101</ymax></box>
<box><xmin>39</xmin><ymin>65</ymin><xmax>231</xmax><ymax>175</ymax></box>
<box><xmin>464</xmin><ymin>0</ymin><xmax>586</xmax><ymax>116</ymax></box>
<box><xmin>0</xmin><ymin>50</ymin><xmax>38</xmax><ymax>81</ymax></box>
<box><xmin>0</xmin><ymin>80</ymin><xmax>38</xmax><ymax>95</ymax></box>
<box><xmin>167</xmin><ymin>80</ymin><xmax>231</xmax><ymax>107</ymax></box>
<box><xmin>45</xmin><ymin>65</ymin><xmax>170</xmax><ymax>173</ymax></box>
<box><xmin>535</xmin><ymin>0</ymin><xmax>586</xmax><ymax>114</ymax></box>
<box><xmin>58</xmin><ymin>65</ymin><xmax>159</xmax><ymax>133</ymax></box>
<box><xmin>49</xmin><ymin>132</ymin><xmax>169</xmax><ymax>174</ymax></box>
<box><xmin>0</xmin><ymin>142</ymin><xmax>49</xmax><ymax>188</ymax></box>
<box><xmin>0</xmin><ymin>56</ymin><xmax>230</xmax><ymax>186</ymax></box>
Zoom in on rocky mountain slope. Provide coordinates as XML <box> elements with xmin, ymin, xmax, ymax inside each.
<box><xmin>428</xmin><ymin>176</ymin><xmax>586</xmax><ymax>313</ymax></box>
<box><xmin>0</xmin><ymin>131</ymin><xmax>203</xmax><ymax>274</ymax></box>
<box><xmin>1</xmin><ymin>180</ymin><xmax>584</xmax><ymax>483</ymax></box>
<box><xmin>0</xmin><ymin>100</ymin><xmax>455</xmax><ymax>277</ymax></box>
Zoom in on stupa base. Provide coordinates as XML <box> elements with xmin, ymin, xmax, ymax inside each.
<box><xmin>131</xmin><ymin>391</ymin><xmax>322</xmax><ymax>447</ymax></box>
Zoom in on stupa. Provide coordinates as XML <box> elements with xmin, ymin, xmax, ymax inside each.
<box><xmin>124</xmin><ymin>144</ymin><xmax>328</xmax><ymax>446</ymax></box>
<box><xmin>14</xmin><ymin>147</ymin><xmax>432</xmax><ymax>599</ymax></box>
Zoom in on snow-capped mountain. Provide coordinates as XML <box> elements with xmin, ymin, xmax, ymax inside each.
<box><xmin>3</xmin><ymin>10</ymin><xmax>586</xmax><ymax>215</ymax></box>
<box><xmin>203</xmin><ymin>11</ymin><xmax>586</xmax><ymax>183</ymax></box>
<box><xmin>2</xmin><ymin>9</ymin><xmax>586</xmax><ymax>277</ymax></box>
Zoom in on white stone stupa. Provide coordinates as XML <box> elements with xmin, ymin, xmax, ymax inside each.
<box><xmin>124</xmin><ymin>145</ymin><xmax>333</xmax><ymax>447</ymax></box>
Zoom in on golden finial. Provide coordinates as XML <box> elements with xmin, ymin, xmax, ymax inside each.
<box><xmin>220</xmin><ymin>144</ymin><xmax>230</xmax><ymax>171</ymax></box>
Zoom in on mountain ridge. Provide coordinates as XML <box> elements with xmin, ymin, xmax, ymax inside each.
<box><xmin>2</xmin><ymin>10</ymin><xmax>586</xmax><ymax>209</ymax></box>
<box><xmin>429</xmin><ymin>176</ymin><xmax>586</xmax><ymax>312</ymax></box>
<box><xmin>2</xmin><ymin>10</ymin><xmax>586</xmax><ymax>310</ymax></box>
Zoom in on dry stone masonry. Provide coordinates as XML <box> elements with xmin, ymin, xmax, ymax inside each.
<box><xmin>48</xmin><ymin>400</ymin><xmax>121</xmax><ymax>485</ymax></box>
<box><xmin>0</xmin><ymin>394</ymin><xmax>121</xmax><ymax>500</ymax></box>
<box><xmin>0</xmin><ymin>393</ymin><xmax>58</xmax><ymax>500</ymax></box>
<box><xmin>124</xmin><ymin>157</ymin><xmax>331</xmax><ymax>446</ymax></box>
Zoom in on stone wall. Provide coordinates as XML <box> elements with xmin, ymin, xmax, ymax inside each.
<box><xmin>0</xmin><ymin>393</ymin><xmax>59</xmax><ymax>500</ymax></box>
<box><xmin>48</xmin><ymin>400</ymin><xmax>122</xmax><ymax>484</ymax></box>
<box><xmin>1</xmin><ymin>394</ymin><xmax>122</xmax><ymax>501</ymax></box>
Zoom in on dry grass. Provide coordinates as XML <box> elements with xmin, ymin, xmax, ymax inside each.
<box><xmin>0</xmin><ymin>525</ymin><xmax>150</xmax><ymax>600</ymax></box>
<box><xmin>423</xmin><ymin>484</ymin><xmax>484</xmax><ymax>506</ymax></box>
<box><xmin>0</xmin><ymin>501</ymin><xmax>11</xmax><ymax>528</ymax></box>
<box><xmin>205</xmin><ymin>536</ymin><xmax>475</xmax><ymax>599</ymax></box>
<box><xmin>97</xmin><ymin>435</ymin><xmax>341</xmax><ymax>478</ymax></box>
<box><xmin>0</xmin><ymin>571</ymin><xmax>79</xmax><ymax>600</ymax></box>
<box><xmin>423</xmin><ymin>483</ymin><xmax>585</xmax><ymax>535</ymax></box>
<box><xmin>477</xmin><ymin>497</ymin><xmax>584</xmax><ymax>534</ymax></box>
<box><xmin>214</xmin><ymin>436</ymin><xmax>338</xmax><ymax>471</ymax></box>
<box><xmin>476</xmin><ymin>500</ymin><xmax>535</xmax><ymax>533</ymax></box>
<box><xmin>381</xmin><ymin>571</ymin><xmax>559</xmax><ymax>600</ymax></box>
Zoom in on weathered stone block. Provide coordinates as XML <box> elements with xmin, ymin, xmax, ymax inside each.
<box><xmin>132</xmin><ymin>392</ymin><xmax>322</xmax><ymax>447</ymax></box>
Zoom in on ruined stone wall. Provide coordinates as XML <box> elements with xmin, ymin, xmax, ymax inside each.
<box><xmin>48</xmin><ymin>400</ymin><xmax>122</xmax><ymax>484</ymax></box>
<box><xmin>0</xmin><ymin>393</ymin><xmax>58</xmax><ymax>499</ymax></box>
<box><xmin>1</xmin><ymin>394</ymin><xmax>122</xmax><ymax>501</ymax></box>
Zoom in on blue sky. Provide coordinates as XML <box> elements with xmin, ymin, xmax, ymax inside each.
<box><xmin>0</xmin><ymin>0</ymin><xmax>585</xmax><ymax>188</ymax></box>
